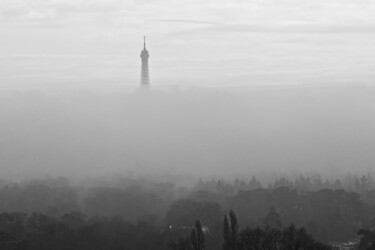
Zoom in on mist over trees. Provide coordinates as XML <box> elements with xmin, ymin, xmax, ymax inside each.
<box><xmin>0</xmin><ymin>172</ymin><xmax>374</xmax><ymax>248</ymax></box>
<box><xmin>2</xmin><ymin>87</ymin><xmax>375</xmax><ymax>248</ymax></box>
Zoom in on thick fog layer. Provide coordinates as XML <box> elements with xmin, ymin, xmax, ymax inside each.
<box><xmin>1</xmin><ymin>86</ymin><xmax>374</xmax><ymax>180</ymax></box>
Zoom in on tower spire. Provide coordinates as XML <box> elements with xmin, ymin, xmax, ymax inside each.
<box><xmin>140</xmin><ymin>36</ymin><xmax>150</xmax><ymax>87</ymax></box>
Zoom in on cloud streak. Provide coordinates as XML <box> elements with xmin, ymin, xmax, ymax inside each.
<box><xmin>168</xmin><ymin>23</ymin><xmax>375</xmax><ymax>36</ymax></box>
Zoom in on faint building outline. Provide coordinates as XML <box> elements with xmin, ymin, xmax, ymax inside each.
<box><xmin>140</xmin><ymin>36</ymin><xmax>150</xmax><ymax>87</ymax></box>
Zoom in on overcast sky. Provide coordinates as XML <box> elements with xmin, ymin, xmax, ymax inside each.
<box><xmin>1</xmin><ymin>0</ymin><xmax>375</xmax><ymax>89</ymax></box>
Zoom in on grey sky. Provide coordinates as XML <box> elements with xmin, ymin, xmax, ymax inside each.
<box><xmin>1</xmin><ymin>0</ymin><xmax>375</xmax><ymax>89</ymax></box>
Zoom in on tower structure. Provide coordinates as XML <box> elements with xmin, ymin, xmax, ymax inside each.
<box><xmin>140</xmin><ymin>36</ymin><xmax>150</xmax><ymax>87</ymax></box>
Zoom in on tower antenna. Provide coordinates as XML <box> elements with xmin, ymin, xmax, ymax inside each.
<box><xmin>144</xmin><ymin>36</ymin><xmax>146</xmax><ymax>50</ymax></box>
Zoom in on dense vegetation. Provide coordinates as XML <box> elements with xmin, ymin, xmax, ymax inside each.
<box><xmin>0</xmin><ymin>173</ymin><xmax>374</xmax><ymax>248</ymax></box>
<box><xmin>0</xmin><ymin>211</ymin><xmax>332</xmax><ymax>250</ymax></box>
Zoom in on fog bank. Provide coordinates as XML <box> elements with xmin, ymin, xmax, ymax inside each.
<box><xmin>1</xmin><ymin>85</ymin><xmax>374</xmax><ymax>180</ymax></box>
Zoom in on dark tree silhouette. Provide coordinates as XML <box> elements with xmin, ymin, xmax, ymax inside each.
<box><xmin>223</xmin><ymin>210</ymin><xmax>238</xmax><ymax>250</ymax></box>
<box><xmin>358</xmin><ymin>229</ymin><xmax>375</xmax><ymax>250</ymax></box>
<box><xmin>191</xmin><ymin>220</ymin><xmax>205</xmax><ymax>250</ymax></box>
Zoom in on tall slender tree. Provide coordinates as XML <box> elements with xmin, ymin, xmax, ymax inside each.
<box><xmin>223</xmin><ymin>210</ymin><xmax>238</xmax><ymax>250</ymax></box>
<box><xmin>223</xmin><ymin>215</ymin><xmax>230</xmax><ymax>250</ymax></box>
<box><xmin>191</xmin><ymin>220</ymin><xmax>205</xmax><ymax>250</ymax></box>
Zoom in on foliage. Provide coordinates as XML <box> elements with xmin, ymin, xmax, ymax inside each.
<box><xmin>223</xmin><ymin>210</ymin><xmax>238</xmax><ymax>250</ymax></box>
<box><xmin>358</xmin><ymin>229</ymin><xmax>375</xmax><ymax>250</ymax></box>
<box><xmin>170</xmin><ymin>220</ymin><xmax>205</xmax><ymax>250</ymax></box>
<box><xmin>0</xmin><ymin>174</ymin><xmax>373</xmax><ymax>245</ymax></box>
<box><xmin>0</xmin><ymin>212</ymin><xmax>164</xmax><ymax>250</ymax></box>
<box><xmin>223</xmin><ymin>211</ymin><xmax>330</xmax><ymax>250</ymax></box>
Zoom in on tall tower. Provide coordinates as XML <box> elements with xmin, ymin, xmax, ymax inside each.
<box><xmin>140</xmin><ymin>36</ymin><xmax>150</xmax><ymax>87</ymax></box>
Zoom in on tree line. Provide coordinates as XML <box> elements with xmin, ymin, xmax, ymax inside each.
<box><xmin>0</xmin><ymin>210</ymin><xmax>332</xmax><ymax>250</ymax></box>
<box><xmin>170</xmin><ymin>210</ymin><xmax>331</xmax><ymax>250</ymax></box>
<box><xmin>0</xmin><ymin>175</ymin><xmax>375</xmax><ymax>244</ymax></box>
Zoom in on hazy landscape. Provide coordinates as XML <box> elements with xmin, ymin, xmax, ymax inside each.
<box><xmin>1</xmin><ymin>87</ymin><xmax>375</xmax><ymax>249</ymax></box>
<box><xmin>2</xmin><ymin>0</ymin><xmax>375</xmax><ymax>249</ymax></box>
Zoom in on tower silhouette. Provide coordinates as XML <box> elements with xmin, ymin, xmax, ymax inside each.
<box><xmin>140</xmin><ymin>36</ymin><xmax>150</xmax><ymax>87</ymax></box>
